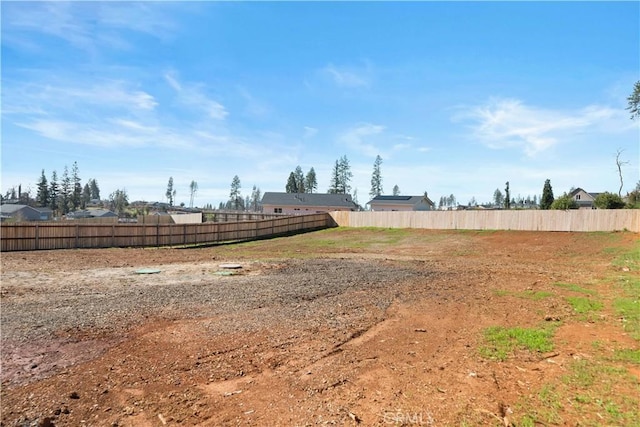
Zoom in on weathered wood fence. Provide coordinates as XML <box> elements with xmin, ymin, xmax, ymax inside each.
<box><xmin>330</xmin><ymin>210</ymin><xmax>640</xmax><ymax>232</ymax></box>
<box><xmin>0</xmin><ymin>213</ymin><xmax>334</xmax><ymax>252</ymax></box>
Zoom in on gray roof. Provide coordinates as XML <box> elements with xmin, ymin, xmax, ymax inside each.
<box><xmin>262</xmin><ymin>192</ymin><xmax>356</xmax><ymax>208</ymax></box>
<box><xmin>0</xmin><ymin>204</ymin><xmax>52</xmax><ymax>214</ymax></box>
<box><xmin>368</xmin><ymin>195</ymin><xmax>435</xmax><ymax>206</ymax></box>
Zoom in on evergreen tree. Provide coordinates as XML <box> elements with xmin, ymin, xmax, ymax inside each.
<box><xmin>370</xmin><ymin>155</ymin><xmax>383</xmax><ymax>198</ymax></box>
<box><xmin>286</xmin><ymin>172</ymin><xmax>298</xmax><ymax>193</ymax></box>
<box><xmin>36</xmin><ymin>169</ymin><xmax>49</xmax><ymax>208</ymax></box>
<box><xmin>627</xmin><ymin>80</ymin><xmax>640</xmax><ymax>120</ymax></box>
<box><xmin>338</xmin><ymin>155</ymin><xmax>353</xmax><ymax>194</ymax></box>
<box><xmin>392</xmin><ymin>185</ymin><xmax>400</xmax><ymax>196</ymax></box>
<box><xmin>189</xmin><ymin>180</ymin><xmax>198</xmax><ymax>208</ymax></box>
<box><xmin>250</xmin><ymin>185</ymin><xmax>262</xmax><ymax>212</ymax></box>
<box><xmin>493</xmin><ymin>188</ymin><xmax>504</xmax><ymax>207</ymax></box>
<box><xmin>49</xmin><ymin>170</ymin><xmax>59</xmax><ymax>213</ymax></box>
<box><xmin>71</xmin><ymin>161</ymin><xmax>82</xmax><ymax>211</ymax></box>
<box><xmin>82</xmin><ymin>183</ymin><xmax>91</xmax><ymax>207</ymax></box>
<box><xmin>305</xmin><ymin>168</ymin><xmax>317</xmax><ymax>193</ymax></box>
<box><xmin>328</xmin><ymin>160</ymin><xmax>341</xmax><ymax>194</ymax></box>
<box><xmin>229</xmin><ymin>175</ymin><xmax>242</xmax><ymax>210</ymax></box>
<box><xmin>294</xmin><ymin>166</ymin><xmax>305</xmax><ymax>193</ymax></box>
<box><xmin>60</xmin><ymin>165</ymin><xmax>71</xmax><ymax>214</ymax></box>
<box><xmin>89</xmin><ymin>178</ymin><xmax>100</xmax><ymax>200</ymax></box>
<box><xmin>540</xmin><ymin>179</ymin><xmax>554</xmax><ymax>210</ymax></box>
<box><xmin>504</xmin><ymin>181</ymin><xmax>511</xmax><ymax>209</ymax></box>
<box><xmin>166</xmin><ymin>177</ymin><xmax>175</xmax><ymax>206</ymax></box>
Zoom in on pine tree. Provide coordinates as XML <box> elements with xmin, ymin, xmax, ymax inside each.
<box><xmin>294</xmin><ymin>166</ymin><xmax>305</xmax><ymax>193</ymax></box>
<box><xmin>229</xmin><ymin>175</ymin><xmax>242</xmax><ymax>210</ymax></box>
<box><xmin>337</xmin><ymin>155</ymin><xmax>353</xmax><ymax>194</ymax></box>
<box><xmin>166</xmin><ymin>177</ymin><xmax>175</xmax><ymax>206</ymax></box>
<box><xmin>540</xmin><ymin>179</ymin><xmax>554</xmax><ymax>210</ymax></box>
<box><xmin>89</xmin><ymin>178</ymin><xmax>100</xmax><ymax>200</ymax></box>
<box><xmin>49</xmin><ymin>170</ymin><xmax>59</xmax><ymax>213</ymax></box>
<box><xmin>60</xmin><ymin>165</ymin><xmax>71</xmax><ymax>214</ymax></box>
<box><xmin>305</xmin><ymin>168</ymin><xmax>317</xmax><ymax>193</ymax></box>
<box><xmin>82</xmin><ymin>183</ymin><xmax>91</xmax><ymax>207</ymax></box>
<box><xmin>250</xmin><ymin>185</ymin><xmax>262</xmax><ymax>212</ymax></box>
<box><xmin>71</xmin><ymin>161</ymin><xmax>82</xmax><ymax>210</ymax></box>
<box><xmin>392</xmin><ymin>185</ymin><xmax>400</xmax><ymax>196</ymax></box>
<box><xmin>370</xmin><ymin>155</ymin><xmax>383</xmax><ymax>198</ymax></box>
<box><xmin>286</xmin><ymin>172</ymin><xmax>298</xmax><ymax>193</ymax></box>
<box><xmin>504</xmin><ymin>181</ymin><xmax>511</xmax><ymax>209</ymax></box>
<box><xmin>36</xmin><ymin>169</ymin><xmax>49</xmax><ymax>207</ymax></box>
<box><xmin>328</xmin><ymin>160</ymin><xmax>341</xmax><ymax>194</ymax></box>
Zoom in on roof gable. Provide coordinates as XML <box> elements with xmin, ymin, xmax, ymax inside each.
<box><xmin>262</xmin><ymin>192</ymin><xmax>356</xmax><ymax>208</ymax></box>
<box><xmin>368</xmin><ymin>195</ymin><xmax>434</xmax><ymax>206</ymax></box>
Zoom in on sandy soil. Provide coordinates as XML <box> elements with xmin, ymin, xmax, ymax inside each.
<box><xmin>1</xmin><ymin>229</ymin><xmax>638</xmax><ymax>426</ymax></box>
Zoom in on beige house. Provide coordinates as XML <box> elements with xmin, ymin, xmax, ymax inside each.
<box><xmin>368</xmin><ymin>195</ymin><xmax>435</xmax><ymax>211</ymax></box>
<box><xmin>261</xmin><ymin>192</ymin><xmax>357</xmax><ymax>214</ymax></box>
<box><xmin>568</xmin><ymin>188</ymin><xmax>600</xmax><ymax>209</ymax></box>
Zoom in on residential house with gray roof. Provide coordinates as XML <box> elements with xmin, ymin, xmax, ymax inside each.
<box><xmin>261</xmin><ymin>192</ymin><xmax>358</xmax><ymax>214</ymax></box>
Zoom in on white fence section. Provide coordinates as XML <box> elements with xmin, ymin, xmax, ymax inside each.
<box><xmin>330</xmin><ymin>210</ymin><xmax>640</xmax><ymax>232</ymax></box>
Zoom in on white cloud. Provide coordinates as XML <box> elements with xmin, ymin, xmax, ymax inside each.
<box><xmin>456</xmin><ymin>98</ymin><xmax>631</xmax><ymax>157</ymax></box>
<box><xmin>303</xmin><ymin>126</ymin><xmax>318</xmax><ymax>139</ymax></box>
<box><xmin>164</xmin><ymin>72</ymin><xmax>228</xmax><ymax>120</ymax></box>
<box><xmin>338</xmin><ymin>123</ymin><xmax>385</xmax><ymax>157</ymax></box>
<box><xmin>322</xmin><ymin>62</ymin><xmax>371</xmax><ymax>88</ymax></box>
<box><xmin>2</xmin><ymin>2</ymin><xmax>179</xmax><ymax>54</ymax></box>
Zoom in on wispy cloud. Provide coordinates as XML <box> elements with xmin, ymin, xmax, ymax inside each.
<box><xmin>303</xmin><ymin>126</ymin><xmax>318</xmax><ymax>139</ymax></box>
<box><xmin>164</xmin><ymin>72</ymin><xmax>228</xmax><ymax>120</ymax></box>
<box><xmin>338</xmin><ymin>123</ymin><xmax>385</xmax><ymax>157</ymax></box>
<box><xmin>322</xmin><ymin>62</ymin><xmax>372</xmax><ymax>88</ymax></box>
<box><xmin>2</xmin><ymin>2</ymin><xmax>179</xmax><ymax>54</ymax></box>
<box><xmin>455</xmin><ymin>98</ymin><xmax>631</xmax><ymax>156</ymax></box>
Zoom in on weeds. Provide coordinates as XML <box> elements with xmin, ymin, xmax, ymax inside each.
<box><xmin>479</xmin><ymin>325</ymin><xmax>555</xmax><ymax>361</ymax></box>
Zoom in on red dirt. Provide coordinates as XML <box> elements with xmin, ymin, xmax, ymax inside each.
<box><xmin>1</xmin><ymin>229</ymin><xmax>638</xmax><ymax>426</ymax></box>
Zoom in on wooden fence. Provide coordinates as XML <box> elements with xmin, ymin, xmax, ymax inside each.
<box><xmin>330</xmin><ymin>210</ymin><xmax>640</xmax><ymax>232</ymax></box>
<box><xmin>0</xmin><ymin>213</ymin><xmax>334</xmax><ymax>252</ymax></box>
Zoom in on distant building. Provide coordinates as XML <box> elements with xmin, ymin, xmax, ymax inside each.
<box><xmin>66</xmin><ymin>209</ymin><xmax>118</xmax><ymax>220</ymax></box>
<box><xmin>0</xmin><ymin>204</ymin><xmax>53</xmax><ymax>222</ymax></box>
<box><xmin>367</xmin><ymin>195</ymin><xmax>435</xmax><ymax>212</ymax></box>
<box><xmin>568</xmin><ymin>188</ymin><xmax>601</xmax><ymax>209</ymax></box>
<box><xmin>261</xmin><ymin>192</ymin><xmax>358</xmax><ymax>214</ymax></box>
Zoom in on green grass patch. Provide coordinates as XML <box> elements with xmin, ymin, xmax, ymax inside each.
<box><xmin>494</xmin><ymin>289</ymin><xmax>554</xmax><ymax>300</ymax></box>
<box><xmin>514</xmin><ymin>358</ymin><xmax>640</xmax><ymax>426</ymax></box>
<box><xmin>613</xmin><ymin>348</ymin><xmax>640</xmax><ymax>365</ymax></box>
<box><xmin>611</xmin><ymin>240</ymin><xmax>640</xmax><ymax>271</ymax></box>
<box><xmin>553</xmin><ymin>282</ymin><xmax>597</xmax><ymax>295</ymax></box>
<box><xmin>613</xmin><ymin>298</ymin><xmax>640</xmax><ymax>340</ymax></box>
<box><xmin>479</xmin><ymin>326</ymin><xmax>555</xmax><ymax>361</ymax></box>
<box><xmin>566</xmin><ymin>296</ymin><xmax>603</xmax><ymax>314</ymax></box>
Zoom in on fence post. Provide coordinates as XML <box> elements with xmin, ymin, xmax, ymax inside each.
<box><xmin>75</xmin><ymin>224</ymin><xmax>79</xmax><ymax>248</ymax></box>
<box><xmin>112</xmin><ymin>224</ymin><xmax>116</xmax><ymax>247</ymax></box>
<box><xmin>35</xmin><ymin>224</ymin><xmax>39</xmax><ymax>250</ymax></box>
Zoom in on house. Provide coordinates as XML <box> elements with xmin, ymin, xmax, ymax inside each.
<box><xmin>261</xmin><ymin>192</ymin><xmax>358</xmax><ymax>214</ymax></box>
<box><xmin>66</xmin><ymin>209</ymin><xmax>118</xmax><ymax>220</ymax></box>
<box><xmin>568</xmin><ymin>188</ymin><xmax>601</xmax><ymax>209</ymax></box>
<box><xmin>367</xmin><ymin>195</ymin><xmax>435</xmax><ymax>212</ymax></box>
<box><xmin>0</xmin><ymin>204</ymin><xmax>53</xmax><ymax>222</ymax></box>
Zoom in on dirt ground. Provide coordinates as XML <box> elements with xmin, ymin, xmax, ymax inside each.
<box><xmin>1</xmin><ymin>229</ymin><xmax>638</xmax><ymax>426</ymax></box>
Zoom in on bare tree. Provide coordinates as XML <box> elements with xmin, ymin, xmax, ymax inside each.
<box><xmin>616</xmin><ymin>149</ymin><xmax>629</xmax><ymax>197</ymax></box>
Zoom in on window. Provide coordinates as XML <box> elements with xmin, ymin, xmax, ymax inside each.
<box><xmin>274</xmin><ymin>208</ymin><xmax>282</xmax><ymax>213</ymax></box>
<box><xmin>576</xmin><ymin>194</ymin><xmax>581</xmax><ymax>200</ymax></box>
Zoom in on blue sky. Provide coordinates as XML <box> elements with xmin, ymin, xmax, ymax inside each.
<box><xmin>2</xmin><ymin>1</ymin><xmax>639</xmax><ymax>207</ymax></box>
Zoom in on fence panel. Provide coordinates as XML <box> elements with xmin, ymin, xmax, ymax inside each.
<box><xmin>329</xmin><ymin>210</ymin><xmax>640</xmax><ymax>232</ymax></box>
<box><xmin>0</xmin><ymin>213</ymin><xmax>334</xmax><ymax>252</ymax></box>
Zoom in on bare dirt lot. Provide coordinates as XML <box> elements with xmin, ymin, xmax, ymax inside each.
<box><xmin>1</xmin><ymin>228</ymin><xmax>639</xmax><ymax>426</ymax></box>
